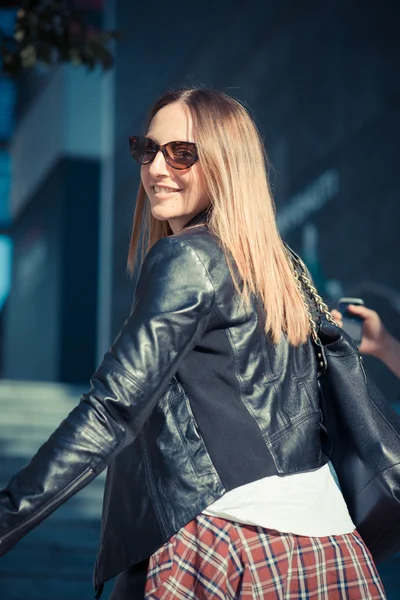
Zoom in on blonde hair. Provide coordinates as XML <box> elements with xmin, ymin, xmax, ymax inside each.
<box><xmin>127</xmin><ymin>88</ymin><xmax>310</xmax><ymax>346</ymax></box>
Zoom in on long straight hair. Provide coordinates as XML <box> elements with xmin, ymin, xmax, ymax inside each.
<box><xmin>127</xmin><ymin>88</ymin><xmax>310</xmax><ymax>345</ymax></box>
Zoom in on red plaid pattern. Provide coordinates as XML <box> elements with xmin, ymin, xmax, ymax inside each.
<box><xmin>145</xmin><ymin>515</ymin><xmax>386</xmax><ymax>599</ymax></box>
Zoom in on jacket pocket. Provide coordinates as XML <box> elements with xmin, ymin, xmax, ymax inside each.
<box><xmin>280</xmin><ymin>377</ymin><xmax>317</xmax><ymax>423</ymax></box>
<box><xmin>268</xmin><ymin>411</ymin><xmax>324</xmax><ymax>474</ymax></box>
<box><xmin>167</xmin><ymin>379</ymin><xmax>217</xmax><ymax>478</ymax></box>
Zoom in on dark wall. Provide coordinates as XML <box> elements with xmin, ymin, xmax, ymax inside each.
<box><xmin>110</xmin><ymin>0</ymin><xmax>400</xmax><ymax>400</ymax></box>
<box><xmin>3</xmin><ymin>157</ymin><xmax>99</xmax><ymax>384</ymax></box>
<box><xmin>4</xmin><ymin>166</ymin><xmax>63</xmax><ymax>380</ymax></box>
<box><xmin>59</xmin><ymin>159</ymin><xmax>100</xmax><ymax>383</ymax></box>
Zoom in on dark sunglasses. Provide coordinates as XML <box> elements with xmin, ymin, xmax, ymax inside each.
<box><xmin>129</xmin><ymin>135</ymin><xmax>198</xmax><ymax>170</ymax></box>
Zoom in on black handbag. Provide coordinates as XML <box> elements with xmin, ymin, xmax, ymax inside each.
<box><xmin>289</xmin><ymin>249</ymin><xmax>400</xmax><ymax>564</ymax></box>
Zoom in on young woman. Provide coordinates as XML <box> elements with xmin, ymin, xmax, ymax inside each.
<box><xmin>0</xmin><ymin>89</ymin><xmax>386</xmax><ymax>599</ymax></box>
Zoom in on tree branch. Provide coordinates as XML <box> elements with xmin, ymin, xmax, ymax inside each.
<box><xmin>0</xmin><ymin>1</ymin><xmax>118</xmax><ymax>76</ymax></box>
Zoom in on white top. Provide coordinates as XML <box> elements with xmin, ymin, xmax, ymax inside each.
<box><xmin>203</xmin><ymin>463</ymin><xmax>355</xmax><ymax>537</ymax></box>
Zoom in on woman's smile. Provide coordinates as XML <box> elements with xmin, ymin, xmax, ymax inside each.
<box><xmin>152</xmin><ymin>185</ymin><xmax>183</xmax><ymax>198</ymax></box>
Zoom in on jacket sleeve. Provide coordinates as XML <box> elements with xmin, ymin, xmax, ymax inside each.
<box><xmin>0</xmin><ymin>236</ymin><xmax>215</xmax><ymax>556</ymax></box>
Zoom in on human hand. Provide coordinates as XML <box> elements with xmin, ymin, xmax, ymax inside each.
<box><xmin>331</xmin><ymin>309</ymin><xmax>343</xmax><ymax>327</ymax></box>
<box><xmin>331</xmin><ymin>305</ymin><xmax>388</xmax><ymax>358</ymax></box>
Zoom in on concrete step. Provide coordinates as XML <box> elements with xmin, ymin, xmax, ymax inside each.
<box><xmin>0</xmin><ymin>380</ymin><xmax>111</xmax><ymax>600</ymax></box>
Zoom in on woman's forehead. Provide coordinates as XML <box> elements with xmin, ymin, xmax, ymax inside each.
<box><xmin>147</xmin><ymin>102</ymin><xmax>194</xmax><ymax>144</ymax></box>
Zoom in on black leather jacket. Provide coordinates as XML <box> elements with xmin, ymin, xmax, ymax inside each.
<box><xmin>0</xmin><ymin>223</ymin><xmax>326</xmax><ymax>595</ymax></box>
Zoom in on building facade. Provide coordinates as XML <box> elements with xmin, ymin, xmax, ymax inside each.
<box><xmin>108</xmin><ymin>0</ymin><xmax>400</xmax><ymax>401</ymax></box>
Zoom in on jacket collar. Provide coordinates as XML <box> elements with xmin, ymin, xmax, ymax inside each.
<box><xmin>182</xmin><ymin>208</ymin><xmax>211</xmax><ymax>230</ymax></box>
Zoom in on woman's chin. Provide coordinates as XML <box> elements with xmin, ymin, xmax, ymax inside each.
<box><xmin>150</xmin><ymin>204</ymin><xmax>179</xmax><ymax>222</ymax></box>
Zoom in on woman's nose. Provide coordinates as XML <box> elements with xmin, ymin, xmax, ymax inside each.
<box><xmin>148</xmin><ymin>149</ymin><xmax>170</xmax><ymax>177</ymax></box>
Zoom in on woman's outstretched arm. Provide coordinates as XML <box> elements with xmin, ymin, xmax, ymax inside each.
<box><xmin>0</xmin><ymin>236</ymin><xmax>215</xmax><ymax>556</ymax></box>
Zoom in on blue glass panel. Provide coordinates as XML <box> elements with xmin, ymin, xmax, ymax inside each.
<box><xmin>0</xmin><ymin>78</ymin><xmax>16</xmax><ymax>141</ymax></box>
<box><xmin>0</xmin><ymin>9</ymin><xmax>17</xmax><ymax>37</ymax></box>
<box><xmin>0</xmin><ymin>151</ymin><xmax>10</xmax><ymax>225</ymax></box>
<box><xmin>0</xmin><ymin>235</ymin><xmax>12</xmax><ymax>312</ymax></box>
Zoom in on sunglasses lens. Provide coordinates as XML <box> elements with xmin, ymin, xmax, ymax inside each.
<box><xmin>166</xmin><ymin>142</ymin><xmax>198</xmax><ymax>169</ymax></box>
<box><xmin>130</xmin><ymin>136</ymin><xmax>157</xmax><ymax>164</ymax></box>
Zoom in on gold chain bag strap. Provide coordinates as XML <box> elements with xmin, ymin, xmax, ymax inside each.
<box><xmin>285</xmin><ymin>246</ymin><xmax>336</xmax><ymax>369</ymax></box>
<box><xmin>285</xmin><ymin>244</ymin><xmax>400</xmax><ymax>564</ymax></box>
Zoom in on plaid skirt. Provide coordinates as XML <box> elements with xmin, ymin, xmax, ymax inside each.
<box><xmin>144</xmin><ymin>515</ymin><xmax>386</xmax><ymax>599</ymax></box>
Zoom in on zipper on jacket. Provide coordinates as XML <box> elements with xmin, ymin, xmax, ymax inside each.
<box><xmin>359</xmin><ymin>355</ymin><xmax>367</xmax><ymax>382</ymax></box>
<box><xmin>0</xmin><ymin>466</ymin><xmax>95</xmax><ymax>545</ymax></box>
<box><xmin>140</xmin><ymin>435</ymin><xmax>170</xmax><ymax>538</ymax></box>
<box><xmin>183</xmin><ymin>394</ymin><xmax>201</xmax><ymax>440</ymax></box>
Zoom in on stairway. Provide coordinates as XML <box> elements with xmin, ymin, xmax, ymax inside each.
<box><xmin>0</xmin><ymin>380</ymin><xmax>112</xmax><ymax>600</ymax></box>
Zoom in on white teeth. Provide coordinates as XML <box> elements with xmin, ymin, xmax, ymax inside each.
<box><xmin>154</xmin><ymin>185</ymin><xmax>179</xmax><ymax>194</ymax></box>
